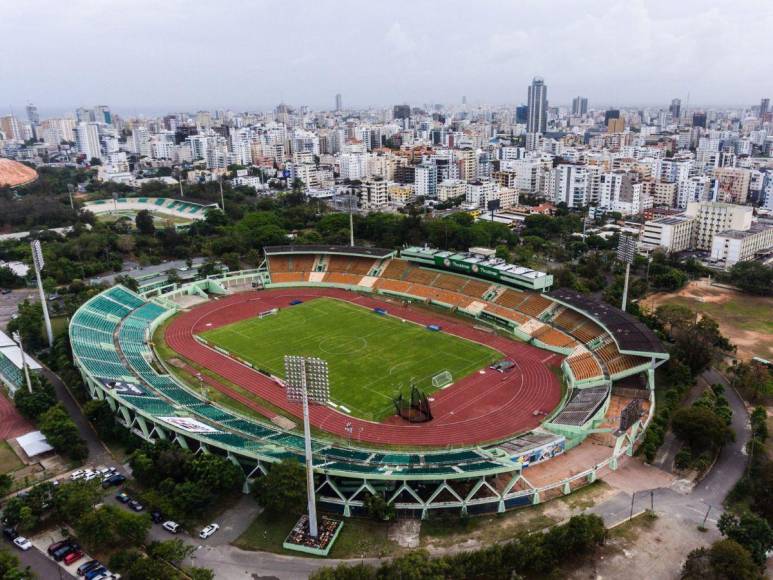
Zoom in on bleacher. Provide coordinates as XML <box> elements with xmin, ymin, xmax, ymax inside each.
<box><xmin>494</xmin><ymin>289</ymin><xmax>528</xmax><ymax>309</ymax></box>
<box><xmin>322</xmin><ymin>272</ymin><xmax>363</xmax><ymax>286</ymax></box>
<box><xmin>513</xmin><ymin>294</ymin><xmax>553</xmax><ymax>318</ymax></box>
<box><xmin>551</xmin><ymin>386</ymin><xmax>610</xmax><ymax>426</ymax></box>
<box><xmin>572</xmin><ymin>320</ymin><xmax>606</xmax><ymax>344</ymax></box>
<box><xmin>380</xmin><ymin>259</ymin><xmax>411</xmax><ymax>280</ymax></box>
<box><xmin>403</xmin><ymin>266</ymin><xmax>439</xmax><ymax>286</ymax></box>
<box><xmin>566</xmin><ymin>353</ymin><xmax>603</xmax><ymax>381</ymax></box>
<box><xmin>327</xmin><ymin>256</ymin><xmax>376</xmax><ymax>275</ymax></box>
<box><xmin>531</xmin><ymin>326</ymin><xmax>577</xmax><ymax>349</ymax></box>
<box><xmin>553</xmin><ymin>308</ymin><xmax>587</xmax><ymax>332</ymax></box>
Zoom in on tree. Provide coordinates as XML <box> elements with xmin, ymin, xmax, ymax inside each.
<box><xmin>7</xmin><ymin>300</ymin><xmax>45</xmax><ymax>351</ymax></box>
<box><xmin>38</xmin><ymin>404</ymin><xmax>89</xmax><ymax>460</ymax></box>
<box><xmin>727</xmin><ymin>262</ymin><xmax>773</xmax><ymax>296</ymax></box>
<box><xmin>14</xmin><ymin>376</ymin><xmax>57</xmax><ymax>420</ymax></box>
<box><xmin>0</xmin><ymin>473</ymin><xmax>13</xmax><ymax>497</ymax></box>
<box><xmin>253</xmin><ymin>459</ymin><xmax>306</xmax><ymax>515</ymax></box>
<box><xmin>0</xmin><ymin>549</ymin><xmax>34</xmax><ymax>580</ymax></box>
<box><xmin>75</xmin><ymin>505</ymin><xmax>151</xmax><ymax>551</ymax></box>
<box><xmin>147</xmin><ymin>539</ymin><xmax>195</xmax><ymax>565</ymax></box>
<box><xmin>83</xmin><ymin>399</ymin><xmax>118</xmax><ymax>438</ymax></box>
<box><xmin>717</xmin><ymin>512</ymin><xmax>773</xmax><ymax>566</ymax></box>
<box><xmin>52</xmin><ymin>480</ymin><xmax>102</xmax><ymax>523</ymax></box>
<box><xmin>671</xmin><ymin>406</ymin><xmax>732</xmax><ymax>455</ymax></box>
<box><xmin>363</xmin><ymin>493</ymin><xmax>395</xmax><ymax>521</ymax></box>
<box><xmin>135</xmin><ymin>210</ymin><xmax>156</xmax><ymax>236</ymax></box>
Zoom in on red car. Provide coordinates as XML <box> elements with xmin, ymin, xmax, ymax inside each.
<box><xmin>64</xmin><ymin>550</ymin><xmax>84</xmax><ymax>565</ymax></box>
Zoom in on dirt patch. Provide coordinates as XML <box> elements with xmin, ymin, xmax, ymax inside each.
<box><xmin>388</xmin><ymin>519</ymin><xmax>421</xmax><ymax>548</ymax></box>
<box><xmin>641</xmin><ymin>279</ymin><xmax>773</xmax><ymax>361</ymax></box>
<box><xmin>167</xmin><ymin>357</ymin><xmax>186</xmax><ymax>369</ymax></box>
<box><xmin>567</xmin><ymin>513</ymin><xmax>719</xmax><ymax>580</ymax></box>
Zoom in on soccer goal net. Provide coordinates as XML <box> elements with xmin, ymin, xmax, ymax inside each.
<box><xmin>259</xmin><ymin>308</ymin><xmax>278</xmax><ymax>319</ymax></box>
<box><xmin>432</xmin><ymin>370</ymin><xmax>453</xmax><ymax>389</ymax></box>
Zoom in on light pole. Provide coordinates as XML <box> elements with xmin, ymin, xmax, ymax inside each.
<box><xmin>31</xmin><ymin>240</ymin><xmax>54</xmax><ymax>347</ymax></box>
<box><xmin>616</xmin><ymin>234</ymin><xmax>636</xmax><ymax>312</ymax></box>
<box><xmin>218</xmin><ymin>175</ymin><xmax>225</xmax><ymax>212</ymax></box>
<box><xmin>12</xmin><ymin>331</ymin><xmax>32</xmax><ymax>394</ymax></box>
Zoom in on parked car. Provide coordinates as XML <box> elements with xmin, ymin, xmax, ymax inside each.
<box><xmin>199</xmin><ymin>523</ymin><xmax>219</xmax><ymax>539</ymax></box>
<box><xmin>64</xmin><ymin>550</ymin><xmax>84</xmax><ymax>565</ymax></box>
<box><xmin>150</xmin><ymin>510</ymin><xmax>164</xmax><ymax>524</ymax></box>
<box><xmin>78</xmin><ymin>560</ymin><xmax>102</xmax><ymax>576</ymax></box>
<box><xmin>162</xmin><ymin>521</ymin><xmax>180</xmax><ymax>534</ymax></box>
<box><xmin>12</xmin><ymin>536</ymin><xmax>32</xmax><ymax>551</ymax></box>
<box><xmin>1</xmin><ymin>288</ymin><xmax>12</xmax><ymax>295</ymax></box>
<box><xmin>128</xmin><ymin>499</ymin><xmax>143</xmax><ymax>512</ymax></box>
<box><xmin>69</xmin><ymin>470</ymin><xmax>86</xmax><ymax>481</ymax></box>
<box><xmin>85</xmin><ymin>566</ymin><xmax>107</xmax><ymax>580</ymax></box>
<box><xmin>101</xmin><ymin>474</ymin><xmax>126</xmax><ymax>488</ymax></box>
<box><xmin>83</xmin><ymin>471</ymin><xmax>99</xmax><ymax>481</ymax></box>
<box><xmin>47</xmin><ymin>540</ymin><xmax>69</xmax><ymax>555</ymax></box>
<box><xmin>2</xmin><ymin>527</ymin><xmax>18</xmax><ymax>541</ymax></box>
<box><xmin>53</xmin><ymin>543</ymin><xmax>78</xmax><ymax>561</ymax></box>
<box><xmin>115</xmin><ymin>492</ymin><xmax>130</xmax><ymax>503</ymax></box>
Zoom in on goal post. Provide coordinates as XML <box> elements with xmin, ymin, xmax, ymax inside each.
<box><xmin>259</xmin><ymin>308</ymin><xmax>279</xmax><ymax>319</ymax></box>
<box><xmin>431</xmin><ymin>370</ymin><xmax>453</xmax><ymax>389</ymax></box>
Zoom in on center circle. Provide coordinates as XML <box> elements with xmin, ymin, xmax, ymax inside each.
<box><xmin>318</xmin><ymin>335</ymin><xmax>368</xmax><ymax>355</ymax></box>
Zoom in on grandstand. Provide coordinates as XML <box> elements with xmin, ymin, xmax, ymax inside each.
<box><xmin>0</xmin><ymin>331</ymin><xmax>42</xmax><ymax>395</ymax></box>
<box><xmin>69</xmin><ymin>245</ymin><xmax>668</xmax><ymax>519</ymax></box>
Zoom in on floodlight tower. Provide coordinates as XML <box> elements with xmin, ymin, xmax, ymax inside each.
<box><xmin>284</xmin><ymin>355</ymin><xmax>330</xmax><ymax>539</ymax></box>
<box><xmin>31</xmin><ymin>240</ymin><xmax>54</xmax><ymax>347</ymax></box>
<box><xmin>616</xmin><ymin>234</ymin><xmax>637</xmax><ymax>312</ymax></box>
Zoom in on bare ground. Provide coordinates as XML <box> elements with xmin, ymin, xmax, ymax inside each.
<box><xmin>641</xmin><ymin>278</ymin><xmax>773</xmax><ymax>361</ymax></box>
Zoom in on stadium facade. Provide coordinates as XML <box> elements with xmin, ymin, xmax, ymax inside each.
<box><xmin>70</xmin><ymin>245</ymin><xmax>667</xmax><ymax>518</ymax></box>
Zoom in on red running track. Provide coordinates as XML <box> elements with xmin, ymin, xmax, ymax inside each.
<box><xmin>164</xmin><ymin>288</ymin><xmax>563</xmax><ymax>447</ymax></box>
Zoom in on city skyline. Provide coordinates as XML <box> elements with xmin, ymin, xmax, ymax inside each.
<box><xmin>2</xmin><ymin>0</ymin><xmax>772</xmax><ymax>113</ymax></box>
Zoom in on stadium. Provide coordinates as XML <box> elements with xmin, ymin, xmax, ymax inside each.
<box><xmin>69</xmin><ymin>245</ymin><xmax>668</xmax><ymax>518</ymax></box>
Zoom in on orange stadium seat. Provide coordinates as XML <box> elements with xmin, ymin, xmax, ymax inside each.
<box><xmin>514</xmin><ymin>294</ymin><xmax>553</xmax><ymax>318</ymax></box>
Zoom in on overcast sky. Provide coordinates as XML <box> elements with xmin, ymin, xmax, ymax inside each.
<box><xmin>2</xmin><ymin>0</ymin><xmax>771</xmax><ymax>116</ymax></box>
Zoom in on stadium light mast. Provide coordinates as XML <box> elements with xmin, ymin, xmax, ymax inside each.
<box><xmin>349</xmin><ymin>193</ymin><xmax>355</xmax><ymax>247</ymax></box>
<box><xmin>284</xmin><ymin>355</ymin><xmax>330</xmax><ymax>539</ymax></box>
<box><xmin>218</xmin><ymin>174</ymin><xmax>225</xmax><ymax>212</ymax></box>
<box><xmin>616</xmin><ymin>234</ymin><xmax>637</xmax><ymax>312</ymax></box>
<box><xmin>31</xmin><ymin>240</ymin><xmax>54</xmax><ymax>348</ymax></box>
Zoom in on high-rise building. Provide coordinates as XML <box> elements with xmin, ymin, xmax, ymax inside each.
<box><xmin>25</xmin><ymin>104</ymin><xmax>39</xmax><ymax>125</ymax></box>
<box><xmin>571</xmin><ymin>96</ymin><xmax>588</xmax><ymax>116</ymax></box>
<box><xmin>526</xmin><ymin>77</ymin><xmax>547</xmax><ymax>134</ymax></box>
<box><xmin>669</xmin><ymin>98</ymin><xmax>681</xmax><ymax>120</ymax></box>
<box><xmin>393</xmin><ymin>105</ymin><xmax>411</xmax><ymax>120</ymax></box>
<box><xmin>515</xmin><ymin>105</ymin><xmax>528</xmax><ymax>124</ymax></box>
<box><xmin>760</xmin><ymin>98</ymin><xmax>770</xmax><ymax>117</ymax></box>
<box><xmin>0</xmin><ymin>115</ymin><xmax>21</xmax><ymax>141</ymax></box>
<box><xmin>604</xmin><ymin>109</ymin><xmax>620</xmax><ymax>125</ymax></box>
<box><xmin>692</xmin><ymin>112</ymin><xmax>707</xmax><ymax>128</ymax></box>
<box><xmin>335</xmin><ymin>93</ymin><xmax>342</xmax><ymax>112</ymax></box>
<box><xmin>75</xmin><ymin>122</ymin><xmax>102</xmax><ymax>161</ymax></box>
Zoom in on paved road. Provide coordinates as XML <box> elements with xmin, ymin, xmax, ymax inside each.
<box><xmin>8</xmin><ymin>543</ymin><xmax>76</xmax><ymax>579</ymax></box>
<box><xmin>591</xmin><ymin>368</ymin><xmax>750</xmax><ymax>529</ymax></box>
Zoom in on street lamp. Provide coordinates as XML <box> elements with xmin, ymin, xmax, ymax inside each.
<box><xmin>31</xmin><ymin>240</ymin><xmax>54</xmax><ymax>347</ymax></box>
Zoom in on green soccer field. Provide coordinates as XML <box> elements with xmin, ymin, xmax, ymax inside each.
<box><xmin>199</xmin><ymin>298</ymin><xmax>500</xmax><ymax>421</ymax></box>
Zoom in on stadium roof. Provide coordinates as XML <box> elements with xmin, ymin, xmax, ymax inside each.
<box><xmin>548</xmin><ymin>288</ymin><xmax>666</xmax><ymax>355</ymax></box>
<box><xmin>264</xmin><ymin>245</ymin><xmax>395</xmax><ymax>258</ymax></box>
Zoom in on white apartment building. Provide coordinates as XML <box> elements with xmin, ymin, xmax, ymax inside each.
<box><xmin>338</xmin><ymin>153</ymin><xmax>366</xmax><ymax>181</ymax></box>
<box><xmin>677</xmin><ymin>176</ymin><xmax>712</xmax><ymax>208</ymax></box>
<box><xmin>598</xmin><ymin>171</ymin><xmax>652</xmax><ymax>215</ymax></box>
<box><xmin>131</xmin><ymin>126</ymin><xmax>151</xmax><ymax>158</ymax></box>
<box><xmin>465</xmin><ymin>180</ymin><xmax>497</xmax><ymax>208</ymax></box>
<box><xmin>361</xmin><ymin>178</ymin><xmax>389</xmax><ymax>209</ymax></box>
<box><xmin>75</xmin><ymin>122</ymin><xmax>102</xmax><ymax>161</ymax></box>
<box><xmin>437</xmin><ymin>179</ymin><xmax>466</xmax><ymax>202</ymax></box>
<box><xmin>414</xmin><ymin>163</ymin><xmax>437</xmax><ymax>198</ymax></box>
<box><xmin>658</xmin><ymin>157</ymin><xmax>693</xmax><ymax>183</ymax></box>
<box><xmin>550</xmin><ymin>164</ymin><xmax>595</xmax><ymax>208</ymax></box>
<box><xmin>710</xmin><ymin>224</ymin><xmax>773</xmax><ymax>268</ymax></box>
<box><xmin>685</xmin><ymin>201</ymin><xmax>754</xmax><ymax>250</ymax></box>
<box><xmin>640</xmin><ymin>215</ymin><xmax>695</xmax><ymax>252</ymax></box>
<box><xmin>712</xmin><ymin>166</ymin><xmax>751</xmax><ymax>204</ymax></box>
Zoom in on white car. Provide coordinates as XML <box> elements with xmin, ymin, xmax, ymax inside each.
<box><xmin>84</xmin><ymin>471</ymin><xmax>99</xmax><ymax>481</ymax></box>
<box><xmin>13</xmin><ymin>536</ymin><xmax>32</xmax><ymax>551</ymax></box>
<box><xmin>199</xmin><ymin>523</ymin><xmax>219</xmax><ymax>539</ymax></box>
<box><xmin>69</xmin><ymin>470</ymin><xmax>86</xmax><ymax>480</ymax></box>
<box><xmin>162</xmin><ymin>521</ymin><xmax>180</xmax><ymax>534</ymax></box>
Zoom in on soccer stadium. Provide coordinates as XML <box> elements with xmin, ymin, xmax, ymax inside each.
<box><xmin>69</xmin><ymin>245</ymin><xmax>668</xmax><ymax>518</ymax></box>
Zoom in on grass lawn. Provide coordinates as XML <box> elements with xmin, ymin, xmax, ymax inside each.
<box><xmin>200</xmin><ymin>298</ymin><xmax>500</xmax><ymax>421</ymax></box>
<box><xmin>0</xmin><ymin>440</ymin><xmax>23</xmax><ymax>475</ymax></box>
<box><xmin>233</xmin><ymin>511</ymin><xmax>399</xmax><ymax>558</ymax></box>
<box><xmin>663</xmin><ymin>295</ymin><xmax>773</xmax><ymax>335</ymax></box>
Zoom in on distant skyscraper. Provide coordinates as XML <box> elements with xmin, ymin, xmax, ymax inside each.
<box><xmin>393</xmin><ymin>105</ymin><xmax>411</xmax><ymax>120</ymax></box>
<box><xmin>760</xmin><ymin>98</ymin><xmax>770</xmax><ymax>117</ymax></box>
<box><xmin>692</xmin><ymin>112</ymin><xmax>707</xmax><ymax>128</ymax></box>
<box><xmin>571</xmin><ymin>96</ymin><xmax>588</xmax><ymax>116</ymax></box>
<box><xmin>25</xmin><ymin>104</ymin><xmax>39</xmax><ymax>125</ymax></box>
<box><xmin>515</xmin><ymin>105</ymin><xmax>528</xmax><ymax>124</ymax></box>
<box><xmin>604</xmin><ymin>109</ymin><xmax>620</xmax><ymax>125</ymax></box>
<box><xmin>335</xmin><ymin>93</ymin><xmax>342</xmax><ymax>112</ymax></box>
<box><xmin>669</xmin><ymin>98</ymin><xmax>681</xmax><ymax>120</ymax></box>
<box><xmin>526</xmin><ymin>77</ymin><xmax>548</xmax><ymax>134</ymax></box>
<box><xmin>462</xmin><ymin>95</ymin><xmax>467</xmax><ymax>106</ymax></box>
